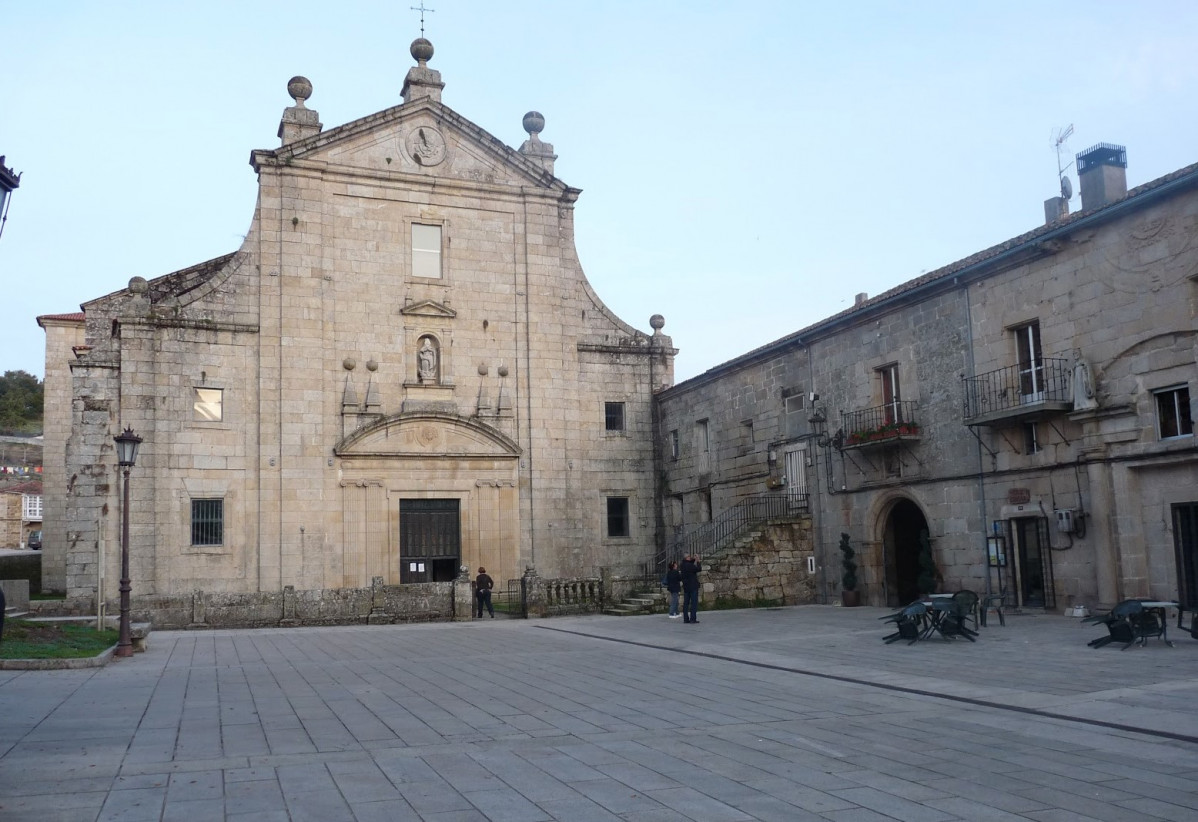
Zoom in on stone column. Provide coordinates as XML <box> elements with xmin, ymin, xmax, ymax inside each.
<box><xmin>280</xmin><ymin>584</ymin><xmax>299</xmax><ymax>626</ymax></box>
<box><xmin>453</xmin><ymin>565</ymin><xmax>473</xmax><ymax>621</ymax></box>
<box><xmin>522</xmin><ymin>565</ymin><xmax>545</xmax><ymax>618</ymax></box>
<box><xmin>187</xmin><ymin>589</ymin><xmax>207</xmax><ymax>629</ymax></box>
<box><xmin>368</xmin><ymin>575</ymin><xmax>391</xmax><ymax>625</ymax></box>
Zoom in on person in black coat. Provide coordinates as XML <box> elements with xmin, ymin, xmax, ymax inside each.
<box><xmin>664</xmin><ymin>561</ymin><xmax>682</xmax><ymax>618</ymax></box>
<box><xmin>679</xmin><ymin>554</ymin><xmax>702</xmax><ymax>623</ymax></box>
<box><xmin>475</xmin><ymin>567</ymin><xmax>494</xmax><ymax>618</ymax></box>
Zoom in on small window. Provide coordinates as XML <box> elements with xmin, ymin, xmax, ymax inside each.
<box><xmin>194</xmin><ymin>388</ymin><xmax>223</xmax><ymax>422</ymax></box>
<box><xmin>606</xmin><ymin>497</ymin><xmax>630</xmax><ymax>538</ymax></box>
<box><xmin>696</xmin><ymin>419</ymin><xmax>709</xmax><ymax>453</ymax></box>
<box><xmin>669</xmin><ymin>429</ymin><xmax>679</xmax><ymax>460</ymax></box>
<box><xmin>412</xmin><ymin>224</ymin><xmax>442</xmax><ymax>279</ymax></box>
<box><xmin>1023</xmin><ymin>422</ymin><xmax>1041</xmax><ymax>454</ymax></box>
<box><xmin>1156</xmin><ymin>386</ymin><xmax>1194</xmax><ymax>439</ymax></box>
<box><xmin>191</xmin><ymin>499</ymin><xmax>224</xmax><ymax>546</ymax></box>
<box><xmin>605</xmin><ymin>402</ymin><xmax>625</xmax><ymax>432</ymax></box>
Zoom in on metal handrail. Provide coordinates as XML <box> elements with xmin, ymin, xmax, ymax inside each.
<box><xmin>660</xmin><ymin>491</ymin><xmax>809</xmax><ymax>569</ymax></box>
<box><xmin>963</xmin><ymin>357</ymin><xmax>1072</xmax><ymax>421</ymax></box>
<box><xmin>841</xmin><ymin>401</ymin><xmax>920</xmax><ymax>444</ymax></box>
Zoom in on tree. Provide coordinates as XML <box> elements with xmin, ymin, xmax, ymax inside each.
<box><xmin>839</xmin><ymin>532</ymin><xmax>857</xmax><ymax>592</ymax></box>
<box><xmin>0</xmin><ymin>370</ymin><xmax>44</xmax><ymax>434</ymax></box>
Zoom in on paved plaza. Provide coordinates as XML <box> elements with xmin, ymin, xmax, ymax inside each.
<box><xmin>2</xmin><ymin>605</ymin><xmax>1198</xmax><ymax>821</ymax></box>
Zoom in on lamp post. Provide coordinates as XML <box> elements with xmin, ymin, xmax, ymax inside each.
<box><xmin>113</xmin><ymin>427</ymin><xmax>142</xmax><ymax>658</ymax></box>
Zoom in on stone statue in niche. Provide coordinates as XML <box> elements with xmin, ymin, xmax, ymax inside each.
<box><xmin>1072</xmin><ymin>354</ymin><xmax>1098</xmax><ymax>411</ymax></box>
<box><xmin>417</xmin><ymin>337</ymin><xmax>438</xmax><ymax>383</ymax></box>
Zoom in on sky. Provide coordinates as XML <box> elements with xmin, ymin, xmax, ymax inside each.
<box><xmin>4</xmin><ymin>1</ymin><xmax>1198</xmax><ymax>384</ymax></box>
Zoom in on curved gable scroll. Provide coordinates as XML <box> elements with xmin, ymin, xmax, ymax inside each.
<box><xmin>334</xmin><ymin>411</ymin><xmax>521</xmax><ymax>459</ymax></box>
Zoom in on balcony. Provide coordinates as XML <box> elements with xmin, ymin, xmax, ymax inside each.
<box><xmin>963</xmin><ymin>357</ymin><xmax>1072</xmax><ymax>425</ymax></box>
<box><xmin>841</xmin><ymin>401</ymin><xmax>922</xmax><ymax>450</ymax></box>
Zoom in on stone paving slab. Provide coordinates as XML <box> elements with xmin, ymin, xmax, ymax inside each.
<box><xmin>2</xmin><ymin>605</ymin><xmax>1197</xmax><ymax>821</ymax></box>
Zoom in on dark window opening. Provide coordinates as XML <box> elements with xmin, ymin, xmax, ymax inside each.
<box><xmin>1156</xmin><ymin>386</ymin><xmax>1193</xmax><ymax>439</ymax></box>
<box><xmin>607</xmin><ymin>497</ymin><xmax>630</xmax><ymax>538</ymax></box>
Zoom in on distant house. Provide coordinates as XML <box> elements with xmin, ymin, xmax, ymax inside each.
<box><xmin>0</xmin><ymin>479</ymin><xmax>42</xmax><ymax>549</ymax></box>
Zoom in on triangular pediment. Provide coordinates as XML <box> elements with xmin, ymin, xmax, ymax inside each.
<box><xmin>265</xmin><ymin>100</ymin><xmax>564</xmax><ymax>192</ymax></box>
<box><xmin>400</xmin><ymin>299</ymin><xmax>456</xmax><ymax>319</ymax></box>
<box><xmin>334</xmin><ymin>412</ymin><xmax>520</xmax><ymax>459</ymax></box>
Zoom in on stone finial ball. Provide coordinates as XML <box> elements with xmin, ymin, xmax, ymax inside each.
<box><xmin>497</xmin><ymin>365</ymin><xmax>509</xmax><ymax>378</ymax></box>
<box><xmin>287</xmin><ymin>76</ymin><xmax>313</xmax><ymax>103</ymax></box>
<box><xmin>650</xmin><ymin>314</ymin><xmax>665</xmax><ymax>330</ymax></box>
<box><xmin>366</xmin><ymin>359</ymin><xmax>378</xmax><ymax>372</ymax></box>
<box><xmin>523</xmin><ymin>111</ymin><xmax>545</xmax><ymax>136</ymax></box>
<box><xmin>342</xmin><ymin>358</ymin><xmax>356</xmax><ymax>371</ymax></box>
<box><xmin>128</xmin><ymin>276</ymin><xmax>149</xmax><ymax>295</ymax></box>
<box><xmin>410</xmin><ymin>38</ymin><xmax>434</xmax><ymax>63</ymax></box>
<box><xmin>477</xmin><ymin>363</ymin><xmax>489</xmax><ymax>376</ymax></box>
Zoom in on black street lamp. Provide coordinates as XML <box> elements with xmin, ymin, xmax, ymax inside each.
<box><xmin>113</xmin><ymin>427</ymin><xmax>142</xmax><ymax>658</ymax></box>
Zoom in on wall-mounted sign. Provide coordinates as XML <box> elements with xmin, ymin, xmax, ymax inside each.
<box><xmin>1007</xmin><ymin>488</ymin><xmax>1031</xmax><ymax>505</ymax></box>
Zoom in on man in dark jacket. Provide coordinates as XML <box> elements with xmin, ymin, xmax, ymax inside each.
<box><xmin>679</xmin><ymin>554</ymin><xmax>702</xmax><ymax>623</ymax></box>
<box><xmin>475</xmin><ymin>567</ymin><xmax>494</xmax><ymax>618</ymax></box>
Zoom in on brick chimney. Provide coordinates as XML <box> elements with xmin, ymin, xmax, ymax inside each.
<box><xmin>1076</xmin><ymin>143</ymin><xmax>1127</xmax><ymax>211</ymax></box>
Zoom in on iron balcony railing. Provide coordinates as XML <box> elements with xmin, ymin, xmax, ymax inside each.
<box><xmin>963</xmin><ymin>357</ymin><xmax>1072</xmax><ymax>423</ymax></box>
<box><xmin>841</xmin><ymin>400</ymin><xmax>921</xmax><ymax>448</ymax></box>
<box><xmin>661</xmin><ymin>491</ymin><xmax>809</xmax><ymax>570</ymax></box>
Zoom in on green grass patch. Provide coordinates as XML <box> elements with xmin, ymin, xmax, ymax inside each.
<box><xmin>709</xmin><ymin>595</ymin><xmax>784</xmax><ymax>611</ymax></box>
<box><xmin>0</xmin><ymin>620</ymin><xmax>118</xmax><ymax>659</ymax></box>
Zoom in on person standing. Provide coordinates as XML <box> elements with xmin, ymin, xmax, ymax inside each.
<box><xmin>475</xmin><ymin>567</ymin><xmax>494</xmax><ymax>618</ymax></box>
<box><xmin>679</xmin><ymin>553</ymin><xmax>702</xmax><ymax>623</ymax></box>
<box><xmin>665</xmin><ymin>561</ymin><xmax>682</xmax><ymax>618</ymax></box>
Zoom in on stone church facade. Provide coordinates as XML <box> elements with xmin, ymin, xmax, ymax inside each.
<box><xmin>39</xmin><ymin>40</ymin><xmax>674</xmax><ymax>620</ymax></box>
<box><xmin>658</xmin><ymin>145</ymin><xmax>1198</xmax><ymax>614</ymax></box>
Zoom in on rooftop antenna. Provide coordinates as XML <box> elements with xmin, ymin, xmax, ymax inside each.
<box><xmin>411</xmin><ymin>2</ymin><xmax>435</xmax><ymax>37</ymax></box>
<box><xmin>1054</xmin><ymin>124</ymin><xmax>1075</xmax><ymax>200</ymax></box>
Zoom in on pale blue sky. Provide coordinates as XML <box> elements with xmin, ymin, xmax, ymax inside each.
<box><xmin>5</xmin><ymin>1</ymin><xmax>1197</xmax><ymax>382</ymax></box>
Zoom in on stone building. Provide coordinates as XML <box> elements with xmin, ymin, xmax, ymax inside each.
<box><xmin>659</xmin><ymin>144</ymin><xmax>1198</xmax><ymax>614</ymax></box>
<box><xmin>0</xmin><ymin>479</ymin><xmax>42</xmax><ymax>549</ymax></box>
<box><xmin>38</xmin><ymin>40</ymin><xmax>674</xmax><ymax>620</ymax></box>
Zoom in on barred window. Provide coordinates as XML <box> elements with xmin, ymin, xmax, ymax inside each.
<box><xmin>605</xmin><ymin>401</ymin><xmax>625</xmax><ymax>431</ymax></box>
<box><xmin>191</xmin><ymin>498</ymin><xmax>224</xmax><ymax>546</ymax></box>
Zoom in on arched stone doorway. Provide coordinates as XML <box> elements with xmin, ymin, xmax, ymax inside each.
<box><xmin>882</xmin><ymin>498</ymin><xmax>930</xmax><ymax>607</ymax></box>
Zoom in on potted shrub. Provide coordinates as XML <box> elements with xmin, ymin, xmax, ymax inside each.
<box><xmin>839</xmin><ymin>532</ymin><xmax>860</xmax><ymax>607</ymax></box>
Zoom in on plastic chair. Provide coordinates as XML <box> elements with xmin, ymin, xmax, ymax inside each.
<box><xmin>980</xmin><ymin>593</ymin><xmax>1006</xmax><ymax>627</ymax></box>
<box><xmin>952</xmin><ymin>590</ymin><xmax>980</xmax><ymax>631</ymax></box>
<box><xmin>881</xmin><ymin>601</ymin><xmax>928</xmax><ymax>645</ymax></box>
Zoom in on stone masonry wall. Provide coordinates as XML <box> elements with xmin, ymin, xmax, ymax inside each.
<box><xmin>706</xmin><ymin>519</ymin><xmax>816</xmax><ymax>606</ymax></box>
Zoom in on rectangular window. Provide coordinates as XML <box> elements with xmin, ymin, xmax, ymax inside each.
<box><xmin>784</xmin><ymin>393</ymin><xmax>806</xmax><ymax>438</ymax></box>
<box><xmin>604</xmin><ymin>401</ymin><xmax>625</xmax><ymax>431</ymax></box>
<box><xmin>412</xmin><ymin>224</ymin><xmax>442</xmax><ymax>279</ymax></box>
<box><xmin>879</xmin><ymin>364</ymin><xmax>901</xmax><ymax>424</ymax></box>
<box><xmin>193</xmin><ymin>387</ymin><xmax>223</xmax><ymax>422</ymax></box>
<box><xmin>1156</xmin><ymin>386</ymin><xmax>1194</xmax><ymax>439</ymax></box>
<box><xmin>669</xmin><ymin>429</ymin><xmax>679</xmax><ymax>460</ymax></box>
<box><xmin>696</xmin><ymin>419</ymin><xmax>709</xmax><ymax>453</ymax></box>
<box><xmin>606</xmin><ymin>497</ymin><xmax>630</xmax><ymax>538</ymax></box>
<box><xmin>1023</xmin><ymin>422</ymin><xmax>1041</xmax><ymax>454</ymax></box>
<box><xmin>191</xmin><ymin>499</ymin><xmax>224</xmax><ymax>546</ymax></box>
<box><xmin>1014</xmin><ymin>322</ymin><xmax>1044</xmax><ymax>398</ymax></box>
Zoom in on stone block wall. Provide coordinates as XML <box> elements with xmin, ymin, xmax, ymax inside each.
<box><xmin>706</xmin><ymin>519</ymin><xmax>816</xmax><ymax>606</ymax></box>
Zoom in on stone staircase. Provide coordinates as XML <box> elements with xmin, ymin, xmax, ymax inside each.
<box><xmin>603</xmin><ymin>588</ymin><xmax>667</xmax><ymax>616</ymax></box>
